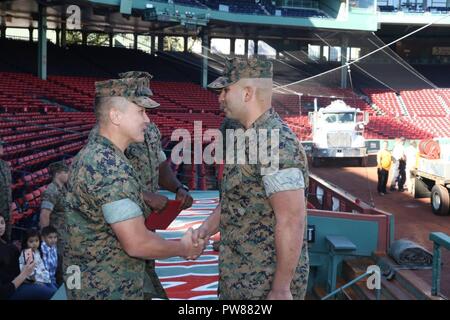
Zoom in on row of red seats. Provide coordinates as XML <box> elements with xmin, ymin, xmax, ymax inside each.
<box><xmin>403</xmin><ymin>116</ymin><xmax>450</xmax><ymax>138</ymax></box>
<box><xmin>366</xmin><ymin>116</ymin><xmax>433</xmax><ymax>140</ymax></box>
<box><xmin>0</xmin><ymin>73</ymin><xmax>90</xmax><ymax>112</ymax></box>
<box><xmin>13</xmin><ymin>141</ymin><xmax>84</xmax><ymax>171</ymax></box>
<box><xmin>10</xmin><ymin>185</ymin><xmax>48</xmax><ymax>225</ymax></box>
<box><xmin>400</xmin><ymin>89</ymin><xmax>447</xmax><ymax>117</ymax></box>
<box><xmin>362</xmin><ymin>89</ymin><xmax>403</xmax><ymax>116</ymax></box>
<box><xmin>4</xmin><ymin>132</ymin><xmax>88</xmax><ymax>160</ymax></box>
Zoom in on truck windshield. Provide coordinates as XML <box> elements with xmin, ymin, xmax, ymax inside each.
<box><xmin>338</xmin><ymin>113</ymin><xmax>355</xmax><ymax>123</ymax></box>
<box><xmin>324</xmin><ymin>113</ymin><xmax>355</xmax><ymax>123</ymax></box>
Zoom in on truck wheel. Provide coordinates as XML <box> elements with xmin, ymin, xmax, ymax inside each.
<box><xmin>312</xmin><ymin>157</ymin><xmax>320</xmax><ymax>167</ymax></box>
<box><xmin>412</xmin><ymin>178</ymin><xmax>431</xmax><ymax>199</ymax></box>
<box><xmin>430</xmin><ymin>185</ymin><xmax>450</xmax><ymax>216</ymax></box>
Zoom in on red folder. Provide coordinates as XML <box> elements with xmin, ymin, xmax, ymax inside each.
<box><xmin>145</xmin><ymin>200</ymin><xmax>183</xmax><ymax>230</ymax></box>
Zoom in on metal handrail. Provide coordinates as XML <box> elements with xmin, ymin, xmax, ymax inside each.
<box><xmin>429</xmin><ymin>232</ymin><xmax>450</xmax><ymax>296</ymax></box>
<box><xmin>321</xmin><ymin>270</ymin><xmax>381</xmax><ymax>300</ymax></box>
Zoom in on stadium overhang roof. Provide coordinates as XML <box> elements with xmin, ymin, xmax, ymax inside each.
<box><xmin>0</xmin><ymin>0</ymin><xmax>180</xmax><ymax>34</ymax></box>
<box><xmin>0</xmin><ymin>0</ymin><xmax>379</xmax><ymax>38</ymax></box>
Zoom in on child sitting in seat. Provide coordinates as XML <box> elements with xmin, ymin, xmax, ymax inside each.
<box><xmin>19</xmin><ymin>229</ymin><xmax>57</xmax><ymax>293</ymax></box>
<box><xmin>40</xmin><ymin>226</ymin><xmax>62</xmax><ymax>288</ymax></box>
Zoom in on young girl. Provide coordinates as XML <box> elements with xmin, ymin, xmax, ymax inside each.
<box><xmin>1</xmin><ymin>217</ymin><xmax>55</xmax><ymax>300</ymax></box>
<box><xmin>19</xmin><ymin>229</ymin><xmax>57</xmax><ymax>292</ymax></box>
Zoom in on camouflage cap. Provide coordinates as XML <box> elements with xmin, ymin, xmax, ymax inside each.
<box><xmin>95</xmin><ymin>71</ymin><xmax>160</xmax><ymax>108</ymax></box>
<box><xmin>118</xmin><ymin>71</ymin><xmax>153</xmax><ymax>80</ymax></box>
<box><xmin>48</xmin><ymin>161</ymin><xmax>69</xmax><ymax>176</ymax></box>
<box><xmin>208</xmin><ymin>56</ymin><xmax>273</xmax><ymax>90</ymax></box>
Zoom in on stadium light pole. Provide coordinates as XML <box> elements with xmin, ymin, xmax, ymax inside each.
<box><xmin>297</xmin><ymin>93</ymin><xmax>303</xmax><ymax>116</ymax></box>
<box><xmin>37</xmin><ymin>3</ymin><xmax>47</xmax><ymax>80</ymax></box>
<box><xmin>201</xmin><ymin>30</ymin><xmax>209</xmax><ymax>88</ymax></box>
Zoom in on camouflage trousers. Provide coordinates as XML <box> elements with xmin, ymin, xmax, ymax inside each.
<box><xmin>219</xmin><ymin>243</ymin><xmax>309</xmax><ymax>300</ymax></box>
<box><xmin>143</xmin><ymin>259</ymin><xmax>168</xmax><ymax>300</ymax></box>
<box><xmin>218</xmin><ymin>271</ymin><xmax>308</xmax><ymax>300</ymax></box>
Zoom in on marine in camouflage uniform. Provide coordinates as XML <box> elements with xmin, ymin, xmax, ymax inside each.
<box><xmin>40</xmin><ymin>161</ymin><xmax>69</xmax><ymax>256</ymax></box>
<box><xmin>218</xmin><ymin>110</ymin><xmax>310</xmax><ymax>300</ymax></box>
<box><xmin>41</xmin><ymin>182</ymin><xmax>67</xmax><ymax>231</ymax></box>
<box><xmin>0</xmin><ymin>141</ymin><xmax>12</xmax><ymax>240</ymax></box>
<box><xmin>87</xmin><ymin>72</ymin><xmax>168</xmax><ymax>299</ymax></box>
<box><xmin>88</xmin><ymin>70</ymin><xmax>164</xmax><ymax>194</ymax></box>
<box><xmin>64</xmin><ymin>134</ymin><xmax>147</xmax><ymax>300</ymax></box>
<box><xmin>40</xmin><ymin>161</ymin><xmax>69</xmax><ymax>231</ymax></box>
<box><xmin>63</xmin><ymin>72</ymin><xmax>160</xmax><ymax>300</ymax></box>
<box><xmin>208</xmin><ymin>57</ymin><xmax>310</xmax><ymax>300</ymax></box>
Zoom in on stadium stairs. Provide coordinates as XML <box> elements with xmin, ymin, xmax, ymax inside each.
<box><xmin>312</xmin><ymin>255</ymin><xmax>441</xmax><ymax>300</ymax></box>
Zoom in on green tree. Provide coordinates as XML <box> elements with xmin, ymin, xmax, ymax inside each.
<box><xmin>65</xmin><ymin>32</ymin><xmax>109</xmax><ymax>46</ymax></box>
<box><xmin>87</xmin><ymin>33</ymin><xmax>109</xmax><ymax>46</ymax></box>
<box><xmin>163</xmin><ymin>36</ymin><xmax>184</xmax><ymax>52</ymax></box>
<box><xmin>66</xmin><ymin>31</ymin><xmax>82</xmax><ymax>45</ymax></box>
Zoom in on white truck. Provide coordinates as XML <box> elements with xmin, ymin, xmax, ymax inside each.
<box><xmin>309</xmin><ymin>100</ymin><xmax>369</xmax><ymax>167</ymax></box>
<box><xmin>411</xmin><ymin>143</ymin><xmax>450</xmax><ymax>216</ymax></box>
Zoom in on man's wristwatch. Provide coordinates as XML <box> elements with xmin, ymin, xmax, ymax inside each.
<box><xmin>176</xmin><ymin>184</ymin><xmax>189</xmax><ymax>193</ymax></box>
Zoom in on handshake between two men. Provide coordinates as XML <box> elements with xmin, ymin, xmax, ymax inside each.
<box><xmin>142</xmin><ymin>191</ymin><xmax>208</xmax><ymax>261</ymax></box>
<box><xmin>181</xmin><ymin>204</ymin><xmax>221</xmax><ymax>261</ymax></box>
<box><xmin>179</xmin><ymin>227</ymin><xmax>210</xmax><ymax>260</ymax></box>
